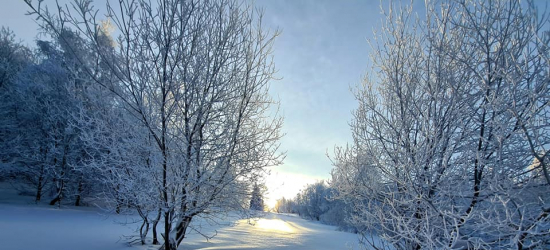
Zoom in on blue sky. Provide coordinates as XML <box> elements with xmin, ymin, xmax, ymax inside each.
<box><xmin>0</xmin><ymin>0</ymin><xmax>383</xmax><ymax>202</ymax></box>
<box><xmin>255</xmin><ymin>0</ymin><xmax>380</xmax><ymax>202</ymax></box>
<box><xmin>257</xmin><ymin>0</ymin><xmax>380</xmax><ymax>173</ymax></box>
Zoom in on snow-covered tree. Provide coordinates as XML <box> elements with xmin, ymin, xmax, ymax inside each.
<box><xmin>273</xmin><ymin>180</ymin><xmax>355</xmax><ymax>231</ymax></box>
<box><xmin>0</xmin><ymin>27</ymin><xmax>33</xmax><ymax>182</ymax></box>
<box><xmin>0</xmin><ymin>25</ymin><xmax>108</xmax><ymax>206</ymax></box>
<box><xmin>294</xmin><ymin>181</ymin><xmax>329</xmax><ymax>221</ymax></box>
<box><xmin>0</xmin><ymin>28</ymin><xmax>31</xmax><ymax>164</ymax></box>
<box><xmin>0</xmin><ymin>27</ymin><xmax>31</xmax><ymax>89</ymax></box>
<box><xmin>274</xmin><ymin>197</ymin><xmax>294</xmax><ymax>213</ymax></box>
<box><xmin>333</xmin><ymin>1</ymin><xmax>550</xmax><ymax>249</ymax></box>
<box><xmin>25</xmin><ymin>0</ymin><xmax>283</xmax><ymax>249</ymax></box>
<box><xmin>0</xmin><ymin>33</ymin><xmax>88</xmax><ymax>205</ymax></box>
<box><xmin>249</xmin><ymin>182</ymin><xmax>264</xmax><ymax>211</ymax></box>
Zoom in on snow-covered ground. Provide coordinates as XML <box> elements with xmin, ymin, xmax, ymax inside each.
<box><xmin>180</xmin><ymin>212</ymin><xmax>361</xmax><ymax>250</ymax></box>
<box><xmin>0</xmin><ymin>194</ymin><xmax>361</xmax><ymax>250</ymax></box>
<box><xmin>0</xmin><ymin>202</ymin><xmax>137</xmax><ymax>250</ymax></box>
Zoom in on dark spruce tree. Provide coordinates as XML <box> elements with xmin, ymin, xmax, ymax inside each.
<box><xmin>249</xmin><ymin>183</ymin><xmax>264</xmax><ymax>211</ymax></box>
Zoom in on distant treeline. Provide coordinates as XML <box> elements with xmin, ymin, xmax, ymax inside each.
<box><xmin>274</xmin><ymin>181</ymin><xmax>357</xmax><ymax>232</ymax></box>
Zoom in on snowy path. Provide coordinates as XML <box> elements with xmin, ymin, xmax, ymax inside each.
<box><xmin>0</xmin><ymin>203</ymin><xmax>360</xmax><ymax>250</ymax></box>
<box><xmin>180</xmin><ymin>213</ymin><xmax>360</xmax><ymax>250</ymax></box>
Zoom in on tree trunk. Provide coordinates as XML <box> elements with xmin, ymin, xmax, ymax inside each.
<box><xmin>49</xmin><ymin>185</ymin><xmax>62</xmax><ymax>206</ymax></box>
<box><xmin>50</xmin><ymin>144</ymin><xmax>68</xmax><ymax>207</ymax></box>
<box><xmin>159</xmin><ymin>215</ymin><xmax>192</xmax><ymax>250</ymax></box>
<box><xmin>74</xmin><ymin>177</ymin><xmax>83</xmax><ymax>206</ymax></box>
<box><xmin>49</xmin><ymin>177</ymin><xmax>64</xmax><ymax>206</ymax></box>
<box><xmin>175</xmin><ymin>216</ymin><xmax>193</xmax><ymax>247</ymax></box>
<box><xmin>115</xmin><ymin>201</ymin><xmax>122</xmax><ymax>214</ymax></box>
<box><xmin>35</xmin><ymin>165</ymin><xmax>44</xmax><ymax>203</ymax></box>
<box><xmin>162</xmin><ymin>211</ymin><xmax>172</xmax><ymax>250</ymax></box>
<box><xmin>115</xmin><ymin>184</ymin><xmax>123</xmax><ymax>214</ymax></box>
<box><xmin>140</xmin><ymin>218</ymin><xmax>150</xmax><ymax>245</ymax></box>
<box><xmin>35</xmin><ymin>181</ymin><xmax>42</xmax><ymax>203</ymax></box>
<box><xmin>152</xmin><ymin>208</ymin><xmax>162</xmax><ymax>245</ymax></box>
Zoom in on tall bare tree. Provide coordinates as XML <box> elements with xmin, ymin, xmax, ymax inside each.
<box><xmin>25</xmin><ymin>0</ymin><xmax>283</xmax><ymax>249</ymax></box>
<box><xmin>333</xmin><ymin>1</ymin><xmax>550</xmax><ymax>249</ymax></box>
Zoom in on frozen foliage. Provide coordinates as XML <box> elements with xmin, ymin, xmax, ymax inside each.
<box><xmin>0</xmin><ymin>27</ymin><xmax>109</xmax><ymax>206</ymax></box>
<box><xmin>294</xmin><ymin>181</ymin><xmax>330</xmax><ymax>221</ymax></box>
<box><xmin>0</xmin><ymin>27</ymin><xmax>30</xmax><ymax>89</ymax></box>
<box><xmin>332</xmin><ymin>0</ymin><xmax>550</xmax><ymax>249</ymax></box>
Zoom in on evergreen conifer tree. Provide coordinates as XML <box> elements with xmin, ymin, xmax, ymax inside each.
<box><xmin>249</xmin><ymin>183</ymin><xmax>264</xmax><ymax>211</ymax></box>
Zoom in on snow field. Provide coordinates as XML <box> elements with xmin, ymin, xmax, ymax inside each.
<box><xmin>0</xmin><ymin>202</ymin><xmax>361</xmax><ymax>250</ymax></box>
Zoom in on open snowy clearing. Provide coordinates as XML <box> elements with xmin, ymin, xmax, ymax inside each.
<box><xmin>0</xmin><ymin>202</ymin><xmax>361</xmax><ymax>250</ymax></box>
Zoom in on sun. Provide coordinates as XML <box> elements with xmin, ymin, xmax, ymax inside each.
<box><xmin>266</xmin><ymin>198</ymin><xmax>278</xmax><ymax>210</ymax></box>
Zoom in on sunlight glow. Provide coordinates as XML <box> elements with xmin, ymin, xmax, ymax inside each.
<box><xmin>265</xmin><ymin>171</ymin><xmax>321</xmax><ymax>210</ymax></box>
<box><xmin>266</xmin><ymin>198</ymin><xmax>278</xmax><ymax>210</ymax></box>
<box><xmin>256</xmin><ymin>218</ymin><xmax>294</xmax><ymax>233</ymax></box>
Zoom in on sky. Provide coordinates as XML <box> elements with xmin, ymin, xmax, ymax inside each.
<box><xmin>0</xmin><ymin>0</ymin><xmax>384</xmax><ymax>208</ymax></box>
<box><xmin>253</xmin><ymin>0</ymin><xmax>381</xmax><ymax>207</ymax></box>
